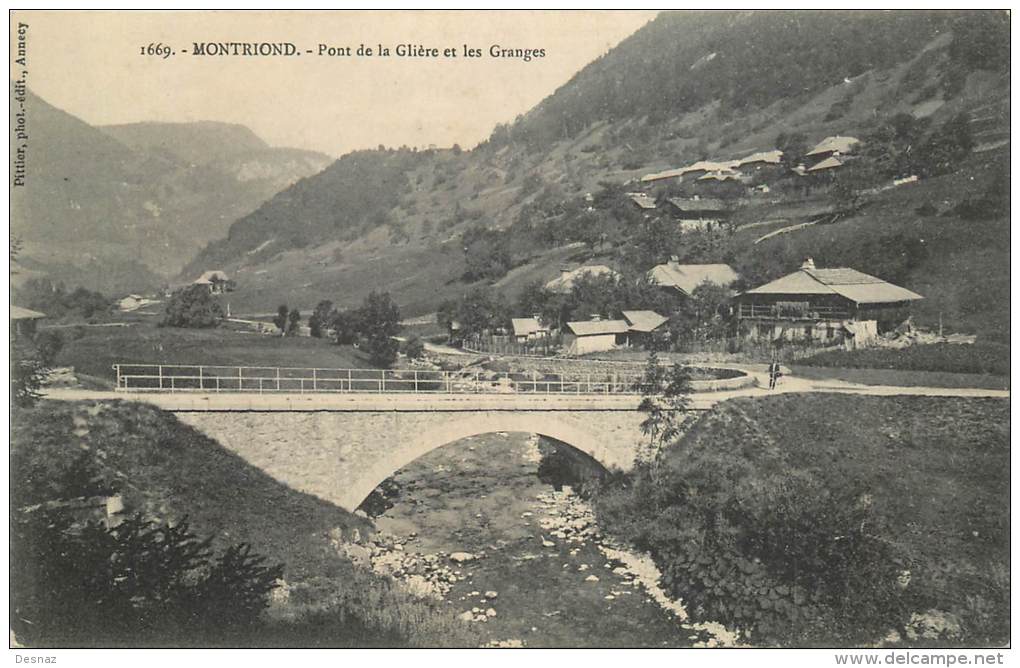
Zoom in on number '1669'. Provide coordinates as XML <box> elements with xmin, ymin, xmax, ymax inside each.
<box><xmin>140</xmin><ymin>43</ymin><xmax>173</xmax><ymax>59</ymax></box>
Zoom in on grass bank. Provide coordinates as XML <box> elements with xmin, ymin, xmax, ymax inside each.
<box><xmin>790</xmin><ymin>365</ymin><xmax>1010</xmax><ymax>390</ymax></box>
<box><xmin>11</xmin><ymin>401</ymin><xmax>476</xmax><ymax>647</ymax></box>
<box><xmin>796</xmin><ymin>342</ymin><xmax>1009</xmax><ymax>377</ymax></box>
<box><xmin>591</xmin><ymin>394</ymin><xmax>1009</xmax><ymax>646</ymax></box>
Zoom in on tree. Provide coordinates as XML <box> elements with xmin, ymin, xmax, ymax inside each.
<box><xmin>328</xmin><ymin>308</ymin><xmax>362</xmax><ymax>345</ymax></box>
<box><xmin>359</xmin><ymin>292</ymin><xmax>402</xmax><ymax>367</ymax></box>
<box><xmin>401</xmin><ymin>335</ymin><xmax>425</xmax><ymax>360</ymax></box>
<box><xmin>273</xmin><ymin>305</ymin><xmax>289</xmax><ymax>334</ymax></box>
<box><xmin>776</xmin><ymin>131</ymin><xmax>809</xmax><ymax>170</ymax></box>
<box><xmin>308</xmin><ymin>300</ymin><xmax>334</xmax><ymax>338</ymax></box>
<box><xmin>635</xmin><ymin>352</ymin><xmax>693</xmax><ymax>461</ymax></box>
<box><xmin>161</xmin><ymin>285</ymin><xmax>223</xmax><ymax>328</ymax></box>
<box><xmin>462</xmin><ymin>225</ymin><xmax>513</xmax><ymax>281</ymax></box>
<box><xmin>286</xmin><ymin>309</ymin><xmax>302</xmax><ymax>336</ymax></box>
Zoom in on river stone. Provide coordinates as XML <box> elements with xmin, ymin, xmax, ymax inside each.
<box><xmin>485</xmin><ymin>591</ymin><xmax>498</xmax><ymax>599</ymax></box>
<box><xmin>486</xmin><ymin>608</ymin><xmax>497</xmax><ymax>617</ymax></box>
<box><xmin>458</xmin><ymin>611</ymin><xmax>474</xmax><ymax>622</ymax></box>
<box><xmin>585</xmin><ymin>575</ymin><xmax>600</xmax><ymax>582</ymax></box>
<box><xmin>450</xmin><ymin>552</ymin><xmax>477</xmax><ymax>563</ymax></box>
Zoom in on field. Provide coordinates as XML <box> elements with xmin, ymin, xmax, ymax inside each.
<box><xmin>796</xmin><ymin>342</ymin><xmax>1010</xmax><ymax>377</ymax></box>
<box><xmin>53</xmin><ymin>318</ymin><xmax>378</xmax><ymax>386</ymax></box>
<box><xmin>10</xmin><ymin>400</ymin><xmax>477</xmax><ymax>647</ymax></box>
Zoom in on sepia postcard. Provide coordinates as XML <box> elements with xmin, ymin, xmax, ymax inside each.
<box><xmin>7</xmin><ymin>8</ymin><xmax>1011</xmax><ymax>663</ymax></box>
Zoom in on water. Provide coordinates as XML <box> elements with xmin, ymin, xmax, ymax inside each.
<box><xmin>359</xmin><ymin>431</ymin><xmax>724</xmax><ymax>648</ymax></box>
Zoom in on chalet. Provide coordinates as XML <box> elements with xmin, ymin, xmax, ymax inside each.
<box><xmin>665</xmin><ymin>197</ymin><xmax>728</xmax><ymax>231</ymax></box>
<box><xmin>734</xmin><ymin>258</ymin><xmax>922</xmax><ymax>349</ymax></box>
<box><xmin>193</xmin><ymin>270</ymin><xmax>235</xmax><ymax>294</ymax></box>
<box><xmin>648</xmin><ymin>258</ymin><xmax>739</xmax><ymax>297</ymax></box>
<box><xmin>627</xmin><ymin>192</ymin><xmax>657</xmax><ymax>211</ymax></box>
<box><xmin>545</xmin><ymin>265</ymin><xmax>619</xmax><ymax>294</ymax></box>
<box><xmin>11</xmin><ymin>305</ymin><xmax>45</xmax><ymax>341</ymax></box>
<box><xmin>511</xmin><ymin>316</ymin><xmax>551</xmax><ymax>342</ymax></box>
<box><xmin>622</xmin><ymin>310</ymin><xmax>669</xmax><ymax>348</ymax></box>
<box><xmin>563</xmin><ymin>317</ymin><xmax>630</xmax><ymax>355</ymax></box>
<box><xmin>807</xmin><ymin>156</ymin><xmax>843</xmax><ymax>173</ymax></box>
<box><xmin>735</xmin><ymin>150</ymin><xmax>783</xmax><ymax>169</ymax></box>
<box><xmin>805</xmin><ymin>136</ymin><xmax>860</xmax><ymax>164</ymax></box>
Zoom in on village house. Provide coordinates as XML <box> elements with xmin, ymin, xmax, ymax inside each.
<box><xmin>562</xmin><ymin>317</ymin><xmax>630</xmax><ymax>355</ymax></box>
<box><xmin>734</xmin><ymin>258</ymin><xmax>922</xmax><ymax>349</ymax></box>
<box><xmin>648</xmin><ymin>258</ymin><xmax>740</xmax><ymax>297</ymax></box>
<box><xmin>805</xmin><ymin>135</ymin><xmax>860</xmax><ymax>167</ymax></box>
<box><xmin>511</xmin><ymin>315</ymin><xmax>551</xmax><ymax>342</ymax></box>
<box><xmin>11</xmin><ymin>305</ymin><xmax>45</xmax><ymax>342</ymax></box>
<box><xmin>627</xmin><ymin>192</ymin><xmax>657</xmax><ymax>213</ymax></box>
<box><xmin>622</xmin><ymin>310</ymin><xmax>670</xmax><ymax>348</ymax></box>
<box><xmin>193</xmin><ymin>270</ymin><xmax>235</xmax><ymax>294</ymax></box>
<box><xmin>665</xmin><ymin>197</ymin><xmax>728</xmax><ymax>231</ymax></box>
<box><xmin>544</xmin><ymin>265</ymin><xmax>619</xmax><ymax>294</ymax></box>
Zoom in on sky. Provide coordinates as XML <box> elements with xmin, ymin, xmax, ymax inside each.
<box><xmin>11</xmin><ymin>10</ymin><xmax>658</xmax><ymax>157</ymax></box>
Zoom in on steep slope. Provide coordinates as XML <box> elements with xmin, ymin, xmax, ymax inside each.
<box><xmin>184</xmin><ymin>11</ymin><xmax>1008</xmax><ymax>340</ymax></box>
<box><xmin>100</xmin><ymin>121</ymin><xmax>269</xmax><ymax>165</ymax></box>
<box><xmin>10</xmin><ymin>91</ymin><xmax>333</xmax><ymax>293</ymax></box>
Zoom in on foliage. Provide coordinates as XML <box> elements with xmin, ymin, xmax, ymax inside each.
<box><xmin>15</xmin><ymin>278</ymin><xmax>113</xmax><ymax>322</ymax></box>
<box><xmin>33</xmin><ymin>330</ymin><xmax>64</xmax><ymax>367</ymax></box>
<box><xmin>11</xmin><ymin>511</ymin><xmax>282</xmax><ymax>644</ymax></box>
<box><xmin>798</xmin><ymin>342</ymin><xmax>1009</xmax><ymax>376</ymax></box>
<box><xmin>462</xmin><ymin>224</ymin><xmax>513</xmax><ymax>281</ymax></box>
<box><xmin>358</xmin><ymin>291</ymin><xmax>402</xmax><ymax>367</ymax></box>
<box><xmin>11</xmin><ymin>349</ymin><xmax>45</xmax><ymax>408</ymax></box>
<box><xmin>439</xmin><ymin>287</ymin><xmax>510</xmax><ymax>340</ymax></box>
<box><xmin>162</xmin><ymin>285</ymin><xmax>224</xmax><ymax>328</ymax></box>
<box><xmin>308</xmin><ymin>300</ymin><xmax>333</xmax><ymax>338</ymax></box>
<box><xmin>401</xmin><ymin>335</ymin><xmax>425</xmax><ymax>360</ymax></box>
<box><xmin>273</xmin><ymin>305</ymin><xmax>290</xmax><ymax>332</ymax></box>
<box><xmin>287</xmin><ymin>309</ymin><xmax>302</xmax><ymax>336</ymax></box>
<box><xmin>634</xmin><ymin>352</ymin><xmax>692</xmax><ymax>459</ymax></box>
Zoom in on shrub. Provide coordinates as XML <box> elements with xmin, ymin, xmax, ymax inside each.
<box><xmin>401</xmin><ymin>335</ymin><xmax>425</xmax><ymax>360</ymax></box>
<box><xmin>162</xmin><ymin>285</ymin><xmax>223</xmax><ymax>328</ymax></box>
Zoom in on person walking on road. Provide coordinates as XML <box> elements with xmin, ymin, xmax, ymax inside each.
<box><xmin>768</xmin><ymin>359</ymin><xmax>782</xmax><ymax>390</ymax></box>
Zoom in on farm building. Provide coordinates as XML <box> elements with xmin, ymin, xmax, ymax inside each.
<box><xmin>734</xmin><ymin>258</ymin><xmax>922</xmax><ymax>349</ymax></box>
<box><xmin>563</xmin><ymin>318</ymin><xmax>630</xmax><ymax>355</ymax></box>
<box><xmin>622</xmin><ymin>310</ymin><xmax>669</xmax><ymax>348</ymax></box>
<box><xmin>627</xmin><ymin>192</ymin><xmax>657</xmax><ymax>211</ymax></box>
<box><xmin>665</xmin><ymin>197</ymin><xmax>728</xmax><ymax>231</ymax></box>
<box><xmin>193</xmin><ymin>270</ymin><xmax>235</xmax><ymax>294</ymax></box>
<box><xmin>511</xmin><ymin>316</ymin><xmax>551</xmax><ymax>342</ymax></box>
<box><xmin>648</xmin><ymin>258</ymin><xmax>739</xmax><ymax>296</ymax></box>
<box><xmin>11</xmin><ymin>305</ymin><xmax>45</xmax><ymax>341</ymax></box>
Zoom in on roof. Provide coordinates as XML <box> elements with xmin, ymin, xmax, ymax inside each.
<box><xmin>807</xmin><ymin>156</ymin><xmax>843</xmax><ymax>172</ymax></box>
<box><xmin>806</xmin><ymin>135</ymin><xmax>860</xmax><ymax>157</ymax></box>
<box><xmin>622</xmin><ymin>310</ymin><xmax>669</xmax><ymax>333</ymax></box>
<box><xmin>511</xmin><ymin>317</ymin><xmax>547</xmax><ymax>337</ymax></box>
<box><xmin>743</xmin><ymin>267</ymin><xmax>923</xmax><ymax>304</ymax></box>
<box><xmin>11</xmin><ymin>305</ymin><xmax>45</xmax><ymax>320</ymax></box>
<box><xmin>194</xmin><ymin>269</ymin><xmax>229</xmax><ymax>284</ymax></box>
<box><xmin>648</xmin><ymin>263</ymin><xmax>739</xmax><ymax>295</ymax></box>
<box><xmin>627</xmin><ymin>193</ymin><xmax>657</xmax><ymax>210</ymax></box>
<box><xmin>545</xmin><ymin>265</ymin><xmax>618</xmax><ymax>294</ymax></box>
<box><xmin>698</xmin><ymin>170</ymin><xmax>742</xmax><ymax>181</ymax></box>
<box><xmin>566</xmin><ymin>320</ymin><xmax>630</xmax><ymax>336</ymax></box>
<box><xmin>736</xmin><ymin>150</ymin><xmax>783</xmax><ymax>167</ymax></box>
<box><xmin>640</xmin><ymin>159</ymin><xmax>739</xmax><ymax>183</ymax></box>
<box><xmin>667</xmin><ymin>197</ymin><xmax>728</xmax><ymax>213</ymax></box>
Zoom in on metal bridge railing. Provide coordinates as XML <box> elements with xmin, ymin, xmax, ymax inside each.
<box><xmin>112</xmin><ymin>364</ymin><xmax>646</xmax><ymax>396</ymax></box>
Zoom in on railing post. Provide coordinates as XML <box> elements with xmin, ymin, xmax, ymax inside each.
<box><xmin>259</xmin><ymin>378</ymin><xmax>263</xmax><ymax>394</ymax></box>
<box><xmin>347</xmin><ymin>369</ymin><xmax>352</xmax><ymax>393</ymax></box>
<box><xmin>199</xmin><ymin>366</ymin><xmax>204</xmax><ymax>391</ymax></box>
<box><xmin>380</xmin><ymin>370</ymin><xmax>385</xmax><ymax>393</ymax></box>
<box><xmin>158</xmin><ymin>365</ymin><xmax>164</xmax><ymax>390</ymax></box>
<box><xmin>586</xmin><ymin>374</ymin><xmax>591</xmax><ymax>393</ymax></box>
<box><xmin>170</xmin><ymin>376</ymin><xmax>175</xmax><ymax>393</ymax></box>
<box><xmin>414</xmin><ymin>370</ymin><xmax>419</xmax><ymax>393</ymax></box>
<box><xmin>313</xmin><ymin>368</ymin><xmax>318</xmax><ymax>392</ymax></box>
<box><xmin>238</xmin><ymin>367</ymin><xmax>243</xmax><ymax>391</ymax></box>
<box><xmin>113</xmin><ymin>364</ymin><xmax>121</xmax><ymax>389</ymax></box>
<box><xmin>276</xmin><ymin>367</ymin><xmax>281</xmax><ymax>392</ymax></box>
<box><xmin>216</xmin><ymin>377</ymin><xmax>220</xmax><ymax>393</ymax></box>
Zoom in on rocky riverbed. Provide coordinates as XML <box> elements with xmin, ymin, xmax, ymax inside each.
<box><xmin>354</xmin><ymin>432</ymin><xmax>737</xmax><ymax>647</ymax></box>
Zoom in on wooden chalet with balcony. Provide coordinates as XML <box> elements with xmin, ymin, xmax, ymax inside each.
<box><xmin>735</xmin><ymin>259</ymin><xmax>922</xmax><ymax>349</ymax></box>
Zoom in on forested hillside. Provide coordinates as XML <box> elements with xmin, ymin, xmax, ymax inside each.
<box><xmin>184</xmin><ymin>11</ymin><xmax>1009</xmax><ymax>341</ymax></box>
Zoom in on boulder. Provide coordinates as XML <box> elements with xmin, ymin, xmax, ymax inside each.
<box><xmin>450</xmin><ymin>552</ymin><xmax>477</xmax><ymax>563</ymax></box>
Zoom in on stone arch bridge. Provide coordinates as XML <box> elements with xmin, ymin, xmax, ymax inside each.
<box><xmin>121</xmin><ymin>392</ymin><xmax>711</xmax><ymax>511</ymax></box>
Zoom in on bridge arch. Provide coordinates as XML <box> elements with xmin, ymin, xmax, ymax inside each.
<box><xmin>346</xmin><ymin>412</ymin><xmax>628</xmax><ymax>512</ymax></box>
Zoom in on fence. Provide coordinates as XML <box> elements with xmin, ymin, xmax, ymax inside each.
<box><xmin>112</xmin><ymin>364</ymin><xmax>646</xmax><ymax>396</ymax></box>
<box><xmin>463</xmin><ymin>333</ymin><xmax>563</xmax><ymax>357</ymax></box>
